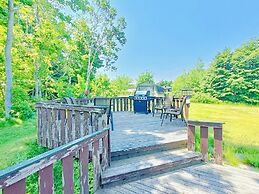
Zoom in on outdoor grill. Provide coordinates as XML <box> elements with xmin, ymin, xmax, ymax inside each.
<box><xmin>129</xmin><ymin>90</ymin><xmax>155</xmax><ymax>114</ymax></box>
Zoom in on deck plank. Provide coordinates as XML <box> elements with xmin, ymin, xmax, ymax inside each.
<box><xmin>97</xmin><ymin>163</ymin><xmax>259</xmax><ymax>194</ymax></box>
<box><xmin>111</xmin><ymin>112</ymin><xmax>187</xmax><ymax>153</ymax></box>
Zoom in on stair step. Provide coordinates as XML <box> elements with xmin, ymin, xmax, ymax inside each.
<box><xmin>102</xmin><ymin>149</ymin><xmax>202</xmax><ymax>187</ymax></box>
<box><xmin>111</xmin><ymin>139</ymin><xmax>187</xmax><ymax>161</ymax></box>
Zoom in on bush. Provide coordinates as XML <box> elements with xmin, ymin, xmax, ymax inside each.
<box><xmin>12</xmin><ymin>86</ymin><xmax>34</xmax><ymax>119</ymax></box>
<box><xmin>191</xmin><ymin>92</ymin><xmax>220</xmax><ymax>104</ymax></box>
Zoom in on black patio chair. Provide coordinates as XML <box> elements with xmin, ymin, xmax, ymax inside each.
<box><xmin>93</xmin><ymin>97</ymin><xmax>114</xmax><ymax>131</ymax></box>
<box><xmin>160</xmin><ymin>96</ymin><xmax>188</xmax><ymax>126</ymax></box>
<box><xmin>153</xmin><ymin>96</ymin><xmax>175</xmax><ymax>119</ymax></box>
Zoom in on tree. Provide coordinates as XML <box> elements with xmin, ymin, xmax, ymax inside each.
<box><xmin>71</xmin><ymin>0</ymin><xmax>127</xmax><ymax>95</ymax></box>
<box><xmin>111</xmin><ymin>75</ymin><xmax>133</xmax><ymax>95</ymax></box>
<box><xmin>172</xmin><ymin>61</ymin><xmax>206</xmax><ymax>92</ymax></box>
<box><xmin>137</xmin><ymin>71</ymin><xmax>155</xmax><ymax>85</ymax></box>
<box><xmin>158</xmin><ymin>80</ymin><xmax>173</xmax><ymax>87</ymax></box>
<box><xmin>4</xmin><ymin>0</ymin><xmax>14</xmax><ymax>118</ymax></box>
<box><xmin>90</xmin><ymin>74</ymin><xmax>116</xmax><ymax>97</ymax></box>
<box><xmin>204</xmin><ymin>39</ymin><xmax>259</xmax><ymax>104</ymax></box>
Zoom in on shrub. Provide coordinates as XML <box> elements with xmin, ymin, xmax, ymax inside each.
<box><xmin>191</xmin><ymin>92</ymin><xmax>220</xmax><ymax>104</ymax></box>
<box><xmin>12</xmin><ymin>86</ymin><xmax>34</xmax><ymax>119</ymax></box>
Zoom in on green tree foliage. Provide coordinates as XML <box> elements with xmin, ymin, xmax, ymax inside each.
<box><xmin>0</xmin><ymin>0</ymin><xmax>126</xmax><ymax>119</ymax></box>
<box><xmin>137</xmin><ymin>71</ymin><xmax>155</xmax><ymax>85</ymax></box>
<box><xmin>204</xmin><ymin>39</ymin><xmax>259</xmax><ymax>104</ymax></box>
<box><xmin>158</xmin><ymin>80</ymin><xmax>173</xmax><ymax>87</ymax></box>
<box><xmin>172</xmin><ymin>62</ymin><xmax>206</xmax><ymax>92</ymax></box>
<box><xmin>111</xmin><ymin>75</ymin><xmax>133</xmax><ymax>96</ymax></box>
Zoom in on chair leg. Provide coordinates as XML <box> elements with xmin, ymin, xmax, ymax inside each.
<box><xmin>110</xmin><ymin>112</ymin><xmax>114</xmax><ymax>131</ymax></box>
<box><xmin>161</xmin><ymin>113</ymin><xmax>166</xmax><ymax>126</ymax></box>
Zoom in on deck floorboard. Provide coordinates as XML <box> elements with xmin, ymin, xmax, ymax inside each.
<box><xmin>97</xmin><ymin>163</ymin><xmax>259</xmax><ymax>194</ymax></box>
<box><xmin>111</xmin><ymin>112</ymin><xmax>187</xmax><ymax>153</ymax></box>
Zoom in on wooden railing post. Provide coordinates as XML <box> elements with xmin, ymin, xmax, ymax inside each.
<box><xmin>79</xmin><ymin>145</ymin><xmax>89</xmax><ymax>194</ymax></box>
<box><xmin>93</xmin><ymin>140</ymin><xmax>101</xmax><ymax>192</ymax></box>
<box><xmin>214</xmin><ymin>127</ymin><xmax>223</xmax><ymax>164</ymax></box>
<box><xmin>187</xmin><ymin>124</ymin><xmax>195</xmax><ymax>151</ymax></box>
<box><xmin>62</xmin><ymin>155</ymin><xmax>74</xmax><ymax>194</ymax></box>
<box><xmin>200</xmin><ymin>126</ymin><xmax>208</xmax><ymax>162</ymax></box>
<box><xmin>39</xmin><ymin>164</ymin><xmax>54</xmax><ymax>194</ymax></box>
<box><xmin>3</xmin><ymin>179</ymin><xmax>26</xmax><ymax>194</ymax></box>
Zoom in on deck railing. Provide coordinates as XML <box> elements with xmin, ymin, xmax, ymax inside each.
<box><xmin>36</xmin><ymin>96</ymin><xmax>190</xmax><ymax>149</ymax></box>
<box><xmin>187</xmin><ymin>120</ymin><xmax>224</xmax><ymax>164</ymax></box>
<box><xmin>0</xmin><ymin>127</ymin><xmax>110</xmax><ymax>193</ymax></box>
<box><xmin>36</xmin><ymin>103</ymin><xmax>108</xmax><ymax>149</ymax></box>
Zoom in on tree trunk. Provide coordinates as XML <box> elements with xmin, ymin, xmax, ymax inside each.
<box><xmin>4</xmin><ymin>0</ymin><xmax>14</xmax><ymax>119</ymax></box>
<box><xmin>35</xmin><ymin>50</ymin><xmax>42</xmax><ymax>99</ymax></box>
<box><xmin>84</xmin><ymin>51</ymin><xmax>92</xmax><ymax>96</ymax></box>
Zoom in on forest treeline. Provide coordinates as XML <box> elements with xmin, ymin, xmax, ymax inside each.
<box><xmin>1</xmin><ymin>1</ymin><xmax>258</xmax><ymax>120</ymax></box>
<box><xmin>0</xmin><ymin>0</ymin><xmax>126</xmax><ymax>118</ymax></box>
<box><xmin>173</xmin><ymin>39</ymin><xmax>259</xmax><ymax>104</ymax></box>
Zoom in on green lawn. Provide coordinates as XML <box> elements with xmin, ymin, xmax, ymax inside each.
<box><xmin>0</xmin><ymin>102</ymin><xmax>258</xmax><ymax>170</ymax></box>
<box><xmin>190</xmin><ymin>103</ymin><xmax>259</xmax><ymax>167</ymax></box>
<box><xmin>0</xmin><ymin>118</ymin><xmax>37</xmax><ymax>169</ymax></box>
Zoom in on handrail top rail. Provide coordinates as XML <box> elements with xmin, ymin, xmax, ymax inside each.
<box><xmin>0</xmin><ymin>128</ymin><xmax>109</xmax><ymax>186</ymax></box>
<box><xmin>187</xmin><ymin>120</ymin><xmax>224</xmax><ymax>128</ymax></box>
<box><xmin>35</xmin><ymin>102</ymin><xmax>108</xmax><ymax>111</ymax></box>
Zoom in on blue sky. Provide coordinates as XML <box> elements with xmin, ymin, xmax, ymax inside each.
<box><xmin>106</xmin><ymin>0</ymin><xmax>259</xmax><ymax>81</ymax></box>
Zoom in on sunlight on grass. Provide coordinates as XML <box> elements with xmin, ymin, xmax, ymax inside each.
<box><xmin>0</xmin><ymin>118</ymin><xmax>37</xmax><ymax>169</ymax></box>
<box><xmin>190</xmin><ymin>103</ymin><xmax>259</xmax><ymax>167</ymax></box>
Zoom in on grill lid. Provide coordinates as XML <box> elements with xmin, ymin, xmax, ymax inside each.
<box><xmin>135</xmin><ymin>90</ymin><xmax>149</xmax><ymax>96</ymax></box>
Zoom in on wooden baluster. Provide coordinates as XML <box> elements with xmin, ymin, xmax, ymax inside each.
<box><xmin>102</xmin><ymin>131</ymin><xmax>109</xmax><ymax>170</ymax></box>
<box><xmin>187</xmin><ymin>124</ymin><xmax>195</xmax><ymax>151</ymax></box>
<box><xmin>129</xmin><ymin>98</ymin><xmax>132</xmax><ymax>112</ymax></box>
<box><xmin>120</xmin><ymin>98</ymin><xmax>123</xmax><ymax>111</ymax></box>
<box><xmin>116</xmin><ymin>98</ymin><xmax>119</xmax><ymax>112</ymax></box>
<box><xmin>62</xmin><ymin>155</ymin><xmax>74</xmax><ymax>194</ymax></box>
<box><xmin>93</xmin><ymin>140</ymin><xmax>100</xmax><ymax>192</ymax></box>
<box><xmin>79</xmin><ymin>145</ymin><xmax>89</xmax><ymax>194</ymax></box>
<box><xmin>47</xmin><ymin>108</ymin><xmax>53</xmax><ymax>148</ymax></box>
<box><xmin>112</xmin><ymin>98</ymin><xmax>115</xmax><ymax>112</ymax></box>
<box><xmin>200</xmin><ymin>126</ymin><xmax>208</xmax><ymax>162</ymax></box>
<box><xmin>214</xmin><ymin>127</ymin><xmax>223</xmax><ymax>164</ymax></box>
<box><xmin>37</xmin><ymin>107</ymin><xmax>42</xmax><ymax>145</ymax></box>
<box><xmin>52</xmin><ymin>109</ymin><xmax>58</xmax><ymax>148</ymax></box>
<box><xmin>39</xmin><ymin>164</ymin><xmax>54</xmax><ymax>194</ymax></box>
<box><xmin>83</xmin><ymin>112</ymin><xmax>89</xmax><ymax>136</ymax></box>
<box><xmin>75</xmin><ymin>110</ymin><xmax>80</xmax><ymax>139</ymax></box>
<box><xmin>3</xmin><ymin>179</ymin><xmax>26</xmax><ymax>194</ymax></box>
<box><xmin>124</xmin><ymin>98</ymin><xmax>127</xmax><ymax>111</ymax></box>
<box><xmin>67</xmin><ymin>110</ymin><xmax>73</xmax><ymax>142</ymax></box>
<box><xmin>42</xmin><ymin>108</ymin><xmax>47</xmax><ymax>147</ymax></box>
<box><xmin>60</xmin><ymin>109</ymin><xmax>66</xmax><ymax>145</ymax></box>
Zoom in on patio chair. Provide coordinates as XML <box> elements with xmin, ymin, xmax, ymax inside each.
<box><xmin>153</xmin><ymin>96</ymin><xmax>174</xmax><ymax>118</ymax></box>
<box><xmin>160</xmin><ymin>96</ymin><xmax>188</xmax><ymax>126</ymax></box>
<box><xmin>93</xmin><ymin>97</ymin><xmax>114</xmax><ymax>131</ymax></box>
<box><xmin>63</xmin><ymin>97</ymin><xmax>77</xmax><ymax>104</ymax></box>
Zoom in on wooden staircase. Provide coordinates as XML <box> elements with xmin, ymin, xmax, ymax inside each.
<box><xmin>100</xmin><ymin>141</ymin><xmax>202</xmax><ymax>189</ymax></box>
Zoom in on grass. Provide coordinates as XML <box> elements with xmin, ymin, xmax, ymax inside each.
<box><xmin>0</xmin><ymin>118</ymin><xmax>37</xmax><ymax>169</ymax></box>
<box><xmin>190</xmin><ymin>103</ymin><xmax>259</xmax><ymax>167</ymax></box>
<box><xmin>0</xmin><ymin>119</ymin><xmax>94</xmax><ymax>194</ymax></box>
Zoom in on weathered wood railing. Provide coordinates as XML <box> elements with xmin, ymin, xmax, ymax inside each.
<box><xmin>37</xmin><ymin>96</ymin><xmax>190</xmax><ymax>149</ymax></box>
<box><xmin>36</xmin><ymin>103</ymin><xmax>108</xmax><ymax>149</ymax></box>
<box><xmin>0</xmin><ymin>127</ymin><xmax>110</xmax><ymax>193</ymax></box>
<box><xmin>187</xmin><ymin>120</ymin><xmax>224</xmax><ymax>164</ymax></box>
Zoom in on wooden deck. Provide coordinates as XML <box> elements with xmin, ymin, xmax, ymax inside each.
<box><xmin>97</xmin><ymin>163</ymin><xmax>259</xmax><ymax>194</ymax></box>
<box><xmin>111</xmin><ymin>112</ymin><xmax>187</xmax><ymax>153</ymax></box>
